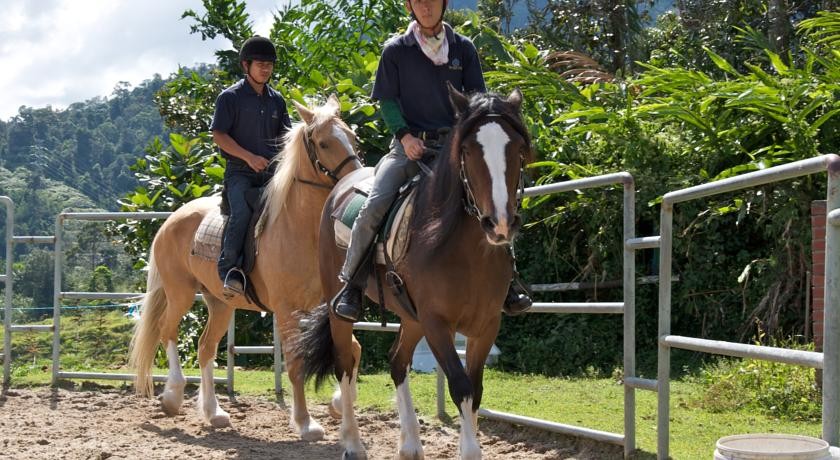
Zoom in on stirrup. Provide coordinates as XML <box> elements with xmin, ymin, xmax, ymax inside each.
<box><xmin>222</xmin><ymin>268</ymin><xmax>246</xmax><ymax>299</ymax></box>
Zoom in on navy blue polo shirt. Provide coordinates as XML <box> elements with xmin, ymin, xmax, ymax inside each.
<box><xmin>372</xmin><ymin>24</ymin><xmax>486</xmax><ymax>132</ymax></box>
<box><xmin>211</xmin><ymin>79</ymin><xmax>292</xmax><ymax>168</ymax></box>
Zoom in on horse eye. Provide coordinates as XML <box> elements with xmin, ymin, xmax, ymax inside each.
<box><xmin>319</xmin><ymin>141</ymin><xmax>329</xmax><ymax>149</ymax></box>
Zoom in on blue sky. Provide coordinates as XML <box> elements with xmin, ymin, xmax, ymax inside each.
<box><xmin>0</xmin><ymin>0</ymin><xmax>284</xmax><ymax>121</ymax></box>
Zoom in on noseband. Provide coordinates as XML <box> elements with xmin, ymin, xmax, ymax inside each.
<box><xmin>300</xmin><ymin>123</ymin><xmax>362</xmax><ymax>188</ymax></box>
<box><xmin>458</xmin><ymin>113</ymin><xmax>527</xmax><ymax>221</ymax></box>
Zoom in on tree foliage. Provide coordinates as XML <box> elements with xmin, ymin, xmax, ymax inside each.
<box><xmin>112</xmin><ymin>1</ymin><xmax>840</xmax><ymax>374</ymax></box>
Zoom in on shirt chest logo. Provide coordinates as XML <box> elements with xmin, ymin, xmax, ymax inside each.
<box><xmin>448</xmin><ymin>57</ymin><xmax>462</xmax><ymax>71</ymax></box>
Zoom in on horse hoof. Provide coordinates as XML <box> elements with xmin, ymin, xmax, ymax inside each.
<box><xmin>209</xmin><ymin>414</ymin><xmax>231</xmax><ymax>428</ymax></box>
<box><xmin>299</xmin><ymin>422</ymin><xmax>325</xmax><ymax>441</ymax></box>
<box><xmin>159</xmin><ymin>396</ymin><xmax>181</xmax><ymax>416</ymax></box>
<box><xmin>342</xmin><ymin>450</ymin><xmax>367</xmax><ymax>460</ymax></box>
<box><xmin>398</xmin><ymin>449</ymin><xmax>424</xmax><ymax>460</ymax></box>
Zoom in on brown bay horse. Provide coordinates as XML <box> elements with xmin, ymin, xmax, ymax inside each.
<box><xmin>128</xmin><ymin>96</ymin><xmax>362</xmax><ymax>439</ymax></box>
<box><xmin>296</xmin><ymin>86</ymin><xmax>533</xmax><ymax>459</ymax></box>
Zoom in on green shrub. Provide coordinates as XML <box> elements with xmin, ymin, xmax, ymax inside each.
<box><xmin>697</xmin><ymin>339</ymin><xmax>820</xmax><ymax>420</ymax></box>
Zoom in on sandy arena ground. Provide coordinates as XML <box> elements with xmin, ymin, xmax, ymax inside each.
<box><xmin>0</xmin><ymin>385</ymin><xmax>623</xmax><ymax>459</ymax></box>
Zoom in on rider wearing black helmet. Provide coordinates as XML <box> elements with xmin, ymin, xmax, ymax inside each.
<box><xmin>211</xmin><ymin>36</ymin><xmax>292</xmax><ymax>298</ymax></box>
<box><xmin>331</xmin><ymin>0</ymin><xmax>532</xmax><ymax>322</ymax></box>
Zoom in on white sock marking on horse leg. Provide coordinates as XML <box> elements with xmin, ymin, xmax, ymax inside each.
<box><xmin>198</xmin><ymin>360</ymin><xmax>229</xmax><ymax>427</ymax></box>
<box><xmin>339</xmin><ymin>372</ymin><xmax>365</xmax><ymax>456</ymax></box>
<box><xmin>290</xmin><ymin>370</ymin><xmax>325</xmax><ymax>440</ymax></box>
<box><xmin>332</xmin><ymin>125</ymin><xmax>363</xmax><ymax>169</ymax></box>
<box><xmin>160</xmin><ymin>340</ymin><xmax>185</xmax><ymax>414</ymax></box>
<box><xmin>396</xmin><ymin>366</ymin><xmax>423</xmax><ymax>458</ymax></box>
<box><xmin>475</xmin><ymin>122</ymin><xmax>511</xmax><ymax>230</ymax></box>
<box><xmin>459</xmin><ymin>398</ymin><xmax>481</xmax><ymax>460</ymax></box>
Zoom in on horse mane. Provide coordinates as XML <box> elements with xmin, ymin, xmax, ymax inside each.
<box><xmin>263</xmin><ymin>105</ymin><xmax>337</xmax><ymax>225</ymax></box>
<box><xmin>410</xmin><ymin>91</ymin><xmax>531</xmax><ymax>252</ymax></box>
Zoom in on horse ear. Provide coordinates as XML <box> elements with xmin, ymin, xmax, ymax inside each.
<box><xmin>507</xmin><ymin>88</ymin><xmax>523</xmax><ymax>112</ymax></box>
<box><xmin>293</xmin><ymin>100</ymin><xmax>315</xmax><ymax>124</ymax></box>
<box><xmin>447</xmin><ymin>82</ymin><xmax>469</xmax><ymax>116</ymax></box>
<box><xmin>325</xmin><ymin>94</ymin><xmax>341</xmax><ymax>115</ymax></box>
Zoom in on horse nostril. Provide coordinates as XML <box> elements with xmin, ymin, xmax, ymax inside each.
<box><xmin>480</xmin><ymin>216</ymin><xmax>497</xmax><ymax>234</ymax></box>
<box><xmin>510</xmin><ymin>214</ymin><xmax>522</xmax><ymax>233</ymax></box>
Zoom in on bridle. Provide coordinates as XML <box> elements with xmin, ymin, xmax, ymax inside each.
<box><xmin>458</xmin><ymin>113</ymin><xmax>528</xmax><ymax>221</ymax></box>
<box><xmin>297</xmin><ymin>122</ymin><xmax>363</xmax><ymax>189</ymax></box>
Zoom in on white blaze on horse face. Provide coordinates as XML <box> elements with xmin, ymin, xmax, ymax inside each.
<box><xmin>332</xmin><ymin>124</ymin><xmax>362</xmax><ymax>169</ymax></box>
<box><xmin>475</xmin><ymin>122</ymin><xmax>511</xmax><ymax>229</ymax></box>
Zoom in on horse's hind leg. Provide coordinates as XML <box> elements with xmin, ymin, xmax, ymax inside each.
<box><xmin>276</xmin><ymin>310</ymin><xmax>325</xmax><ymax>441</ymax></box>
<box><xmin>196</xmin><ymin>293</ymin><xmax>234</xmax><ymax>428</ymax></box>
<box><xmin>157</xmin><ymin>287</ymin><xmax>195</xmax><ymax>416</ymax></box>
<box><xmin>329</xmin><ymin>333</ymin><xmax>361</xmax><ymax>419</ymax></box>
<box><xmin>389</xmin><ymin>322</ymin><xmax>425</xmax><ymax>460</ymax></box>
<box><xmin>332</xmin><ymin>318</ymin><xmax>367</xmax><ymax>459</ymax></box>
<box><xmin>423</xmin><ymin>316</ymin><xmax>480</xmax><ymax>460</ymax></box>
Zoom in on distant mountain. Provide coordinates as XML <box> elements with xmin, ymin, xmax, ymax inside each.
<box><xmin>0</xmin><ymin>74</ymin><xmax>174</xmax><ymax>236</ymax></box>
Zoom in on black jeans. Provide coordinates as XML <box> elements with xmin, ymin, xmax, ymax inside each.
<box><xmin>218</xmin><ymin>166</ymin><xmax>272</xmax><ymax>281</ymax></box>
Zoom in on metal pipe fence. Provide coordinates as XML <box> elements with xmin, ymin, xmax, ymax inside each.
<box><xmin>655</xmin><ymin>154</ymin><xmax>840</xmax><ymax>459</ymax></box>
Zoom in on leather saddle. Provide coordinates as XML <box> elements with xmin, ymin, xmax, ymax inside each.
<box><xmin>330</xmin><ymin>169</ymin><xmax>418</xmax><ymax>269</ymax></box>
<box><xmin>192</xmin><ymin>189</ymin><xmax>269</xmax><ymax>310</ymax></box>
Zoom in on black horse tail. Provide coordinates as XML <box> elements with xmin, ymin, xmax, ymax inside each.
<box><xmin>296</xmin><ymin>302</ymin><xmax>335</xmax><ymax>390</ymax></box>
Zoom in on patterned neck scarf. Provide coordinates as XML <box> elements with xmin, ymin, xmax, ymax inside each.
<box><xmin>408</xmin><ymin>21</ymin><xmax>449</xmax><ymax>66</ymax></box>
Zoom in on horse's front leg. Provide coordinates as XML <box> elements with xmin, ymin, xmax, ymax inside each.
<box><xmin>196</xmin><ymin>295</ymin><xmax>234</xmax><ymax>428</ymax></box>
<box><xmin>423</xmin><ymin>316</ymin><xmax>481</xmax><ymax>460</ymax></box>
<box><xmin>463</xmin><ymin>319</ymin><xmax>500</xmax><ymax>434</ymax></box>
<box><xmin>389</xmin><ymin>323</ymin><xmax>426</xmax><ymax>459</ymax></box>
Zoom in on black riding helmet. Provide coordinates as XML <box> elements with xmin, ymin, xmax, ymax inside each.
<box><xmin>407</xmin><ymin>0</ymin><xmax>448</xmax><ymax>29</ymax></box>
<box><xmin>239</xmin><ymin>36</ymin><xmax>277</xmax><ymax>62</ymax></box>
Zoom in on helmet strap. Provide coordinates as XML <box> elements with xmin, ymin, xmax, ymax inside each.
<box><xmin>244</xmin><ymin>62</ymin><xmax>269</xmax><ymax>90</ymax></box>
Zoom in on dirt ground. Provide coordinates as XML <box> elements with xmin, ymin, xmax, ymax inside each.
<box><xmin>0</xmin><ymin>385</ymin><xmax>623</xmax><ymax>459</ymax></box>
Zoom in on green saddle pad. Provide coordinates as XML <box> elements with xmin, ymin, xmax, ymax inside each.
<box><xmin>339</xmin><ymin>190</ymin><xmax>410</xmax><ymax>241</ymax></box>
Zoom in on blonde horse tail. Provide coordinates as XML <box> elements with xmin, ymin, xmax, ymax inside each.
<box><xmin>129</xmin><ymin>249</ymin><xmax>166</xmax><ymax>397</ymax></box>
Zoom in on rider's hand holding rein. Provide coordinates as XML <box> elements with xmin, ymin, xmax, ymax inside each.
<box><xmin>245</xmin><ymin>153</ymin><xmax>270</xmax><ymax>173</ymax></box>
<box><xmin>401</xmin><ymin>133</ymin><xmax>425</xmax><ymax>160</ymax></box>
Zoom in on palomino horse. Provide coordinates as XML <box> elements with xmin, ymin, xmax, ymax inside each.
<box><xmin>128</xmin><ymin>95</ymin><xmax>363</xmax><ymax>439</ymax></box>
<box><xmin>296</xmin><ymin>86</ymin><xmax>533</xmax><ymax>459</ymax></box>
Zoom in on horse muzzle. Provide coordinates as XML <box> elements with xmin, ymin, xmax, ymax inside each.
<box><xmin>480</xmin><ymin>213</ymin><xmax>522</xmax><ymax>245</ymax></box>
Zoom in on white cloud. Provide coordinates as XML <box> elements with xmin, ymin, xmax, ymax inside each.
<box><xmin>0</xmin><ymin>0</ymin><xmax>285</xmax><ymax>120</ymax></box>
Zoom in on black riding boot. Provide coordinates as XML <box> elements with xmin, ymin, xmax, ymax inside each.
<box><xmin>331</xmin><ymin>283</ymin><xmax>364</xmax><ymax>322</ymax></box>
<box><xmin>503</xmin><ymin>282</ymin><xmax>532</xmax><ymax>316</ymax></box>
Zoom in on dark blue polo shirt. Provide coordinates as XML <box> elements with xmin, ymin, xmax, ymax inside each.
<box><xmin>372</xmin><ymin>24</ymin><xmax>486</xmax><ymax>132</ymax></box>
<box><xmin>211</xmin><ymin>79</ymin><xmax>292</xmax><ymax>168</ymax></box>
